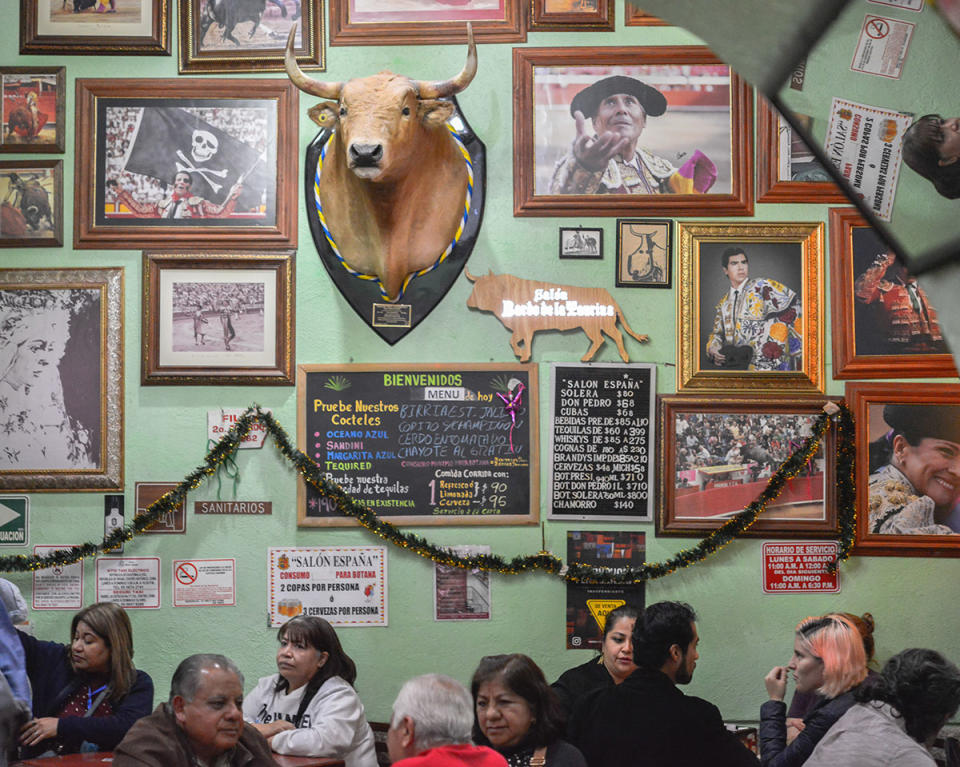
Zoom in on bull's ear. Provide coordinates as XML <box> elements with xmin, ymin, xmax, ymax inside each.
<box><xmin>307</xmin><ymin>101</ymin><xmax>340</xmax><ymax>129</ymax></box>
<box><xmin>418</xmin><ymin>99</ymin><xmax>455</xmax><ymax>127</ymax></box>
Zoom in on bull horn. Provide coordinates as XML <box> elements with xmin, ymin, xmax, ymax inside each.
<box><xmin>464</xmin><ymin>267</ymin><xmax>477</xmax><ymax>282</ymax></box>
<box><xmin>284</xmin><ymin>27</ymin><xmax>342</xmax><ymax>100</ymax></box>
<box><xmin>415</xmin><ymin>22</ymin><xmax>477</xmax><ymax>99</ymax></box>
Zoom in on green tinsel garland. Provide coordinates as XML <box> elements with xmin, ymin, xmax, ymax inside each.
<box><xmin>0</xmin><ymin>404</ymin><xmax>857</xmax><ymax>581</ymax></box>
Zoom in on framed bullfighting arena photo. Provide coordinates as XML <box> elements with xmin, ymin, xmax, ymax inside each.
<box><xmin>1</xmin><ymin>67</ymin><xmax>65</xmax><ymax>154</ymax></box>
<box><xmin>512</xmin><ymin>46</ymin><xmax>754</xmax><ymax>217</ymax></box>
<box><xmin>0</xmin><ymin>267</ymin><xmax>124</xmax><ymax>492</ymax></box>
<box><xmin>676</xmin><ymin>221</ymin><xmax>824</xmax><ymax>394</ymax></box>
<box><xmin>559</xmin><ymin>227</ymin><xmax>603</xmax><ymax>259</ymax></box>
<box><xmin>73</xmin><ymin>78</ymin><xmax>298</xmax><ymax>250</ymax></box>
<box><xmin>846</xmin><ymin>382</ymin><xmax>960</xmax><ymax>557</ymax></box>
<box><xmin>829</xmin><ymin>208</ymin><xmax>956</xmax><ymax>380</ymax></box>
<box><xmin>20</xmin><ymin>0</ymin><xmax>170</xmax><ymax>55</ymax></box>
<box><xmin>529</xmin><ymin>0</ymin><xmax>614</xmax><ymax>32</ymax></box>
<box><xmin>656</xmin><ymin>395</ymin><xmax>839</xmax><ymax>538</ymax></box>
<box><xmin>178</xmin><ymin>0</ymin><xmax>325</xmax><ymax>73</ymax></box>
<box><xmin>141</xmin><ymin>250</ymin><xmax>295</xmax><ymax>386</ymax></box>
<box><xmin>0</xmin><ymin>160</ymin><xmax>63</xmax><ymax>248</ymax></box>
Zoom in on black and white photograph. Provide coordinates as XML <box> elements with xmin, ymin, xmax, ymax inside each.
<box><xmin>616</xmin><ymin>218</ymin><xmax>671</xmax><ymax>287</ymax></box>
<box><xmin>559</xmin><ymin>226</ymin><xmax>602</xmax><ymax>259</ymax></box>
<box><xmin>169</xmin><ymin>280</ymin><xmax>265</xmax><ymax>353</ymax></box>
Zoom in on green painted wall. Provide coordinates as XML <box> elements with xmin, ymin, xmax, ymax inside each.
<box><xmin>3</xmin><ymin>2</ymin><xmax>959</xmax><ymax>728</ymax></box>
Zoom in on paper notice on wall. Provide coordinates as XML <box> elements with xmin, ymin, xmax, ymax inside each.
<box><xmin>824</xmin><ymin>98</ymin><xmax>912</xmax><ymax>221</ymax></box>
<box><xmin>207</xmin><ymin>408</ymin><xmax>271</xmax><ymax>449</ymax></box>
<box><xmin>867</xmin><ymin>0</ymin><xmax>923</xmax><ymax>11</ymax></box>
<box><xmin>762</xmin><ymin>542</ymin><xmax>840</xmax><ymax>594</ymax></box>
<box><xmin>851</xmin><ymin>15</ymin><xmax>915</xmax><ymax>79</ymax></box>
<box><xmin>96</xmin><ymin>557</ymin><xmax>161</xmax><ymax>608</ymax></box>
<box><xmin>173</xmin><ymin>559</ymin><xmax>236</xmax><ymax>607</ymax></box>
<box><xmin>268</xmin><ymin>547</ymin><xmax>387</xmax><ymax>627</ymax></box>
<box><xmin>434</xmin><ymin>545</ymin><xmax>491</xmax><ymax>621</ymax></box>
<box><xmin>32</xmin><ymin>545</ymin><xmax>83</xmax><ymax>610</ymax></box>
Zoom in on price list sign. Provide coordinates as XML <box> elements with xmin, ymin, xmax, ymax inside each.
<box><xmin>549</xmin><ymin>363</ymin><xmax>655</xmax><ymax>521</ymax></box>
<box><xmin>297</xmin><ymin>364</ymin><xmax>539</xmax><ymax>527</ymax></box>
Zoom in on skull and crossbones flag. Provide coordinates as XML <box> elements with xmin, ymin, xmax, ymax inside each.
<box><xmin>123</xmin><ymin>106</ymin><xmax>270</xmax><ymax>212</ymax></box>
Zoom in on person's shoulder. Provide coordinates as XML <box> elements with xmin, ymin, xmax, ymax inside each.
<box><xmin>547</xmin><ymin>739</ymin><xmax>588</xmax><ymax>767</ymax></box>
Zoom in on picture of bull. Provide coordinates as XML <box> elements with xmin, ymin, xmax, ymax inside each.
<box><xmin>285</xmin><ymin>24</ymin><xmax>477</xmax><ymax>301</ymax></box>
<box><xmin>465</xmin><ymin>269</ymin><xmax>649</xmax><ymax>362</ymax></box>
<box><xmin>1</xmin><ymin>173</ymin><xmax>53</xmax><ymax>235</ymax></box>
<box><xmin>200</xmin><ymin>0</ymin><xmax>267</xmax><ymax>47</ymax></box>
<box><xmin>5</xmin><ymin>92</ymin><xmax>46</xmax><ymax>142</ymax></box>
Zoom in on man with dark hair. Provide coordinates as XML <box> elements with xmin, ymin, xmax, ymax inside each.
<box><xmin>902</xmin><ymin>115</ymin><xmax>960</xmax><ymax>200</ymax></box>
<box><xmin>106</xmin><ymin>172</ymin><xmax>243</xmax><ymax>219</ymax></box>
<box><xmin>569</xmin><ymin>601</ymin><xmax>758</xmax><ymax>767</ymax></box>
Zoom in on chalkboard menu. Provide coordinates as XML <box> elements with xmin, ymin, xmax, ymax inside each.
<box><xmin>549</xmin><ymin>363</ymin><xmax>655</xmax><ymax>521</ymax></box>
<box><xmin>297</xmin><ymin>364</ymin><xmax>539</xmax><ymax>527</ymax></box>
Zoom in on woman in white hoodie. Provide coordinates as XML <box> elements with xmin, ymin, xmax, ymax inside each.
<box><xmin>243</xmin><ymin>616</ymin><xmax>377</xmax><ymax>767</ymax></box>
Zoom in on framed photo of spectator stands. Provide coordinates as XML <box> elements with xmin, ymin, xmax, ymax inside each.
<box><xmin>529</xmin><ymin>0</ymin><xmax>614</xmax><ymax>32</ymax></box>
<box><xmin>656</xmin><ymin>395</ymin><xmax>839</xmax><ymax>538</ymax></box>
<box><xmin>20</xmin><ymin>0</ymin><xmax>170</xmax><ymax>55</ymax></box>
<box><xmin>141</xmin><ymin>251</ymin><xmax>295</xmax><ymax>386</ymax></box>
<box><xmin>829</xmin><ymin>208</ymin><xmax>957</xmax><ymax>380</ymax></box>
<box><xmin>73</xmin><ymin>78</ymin><xmax>298</xmax><ymax>250</ymax></box>
<box><xmin>624</xmin><ymin>4</ymin><xmax>666</xmax><ymax>26</ymax></box>
<box><xmin>0</xmin><ymin>67</ymin><xmax>65</xmax><ymax>154</ymax></box>
<box><xmin>512</xmin><ymin>46</ymin><xmax>754</xmax><ymax>217</ymax></box>
<box><xmin>676</xmin><ymin>221</ymin><xmax>824</xmax><ymax>394</ymax></box>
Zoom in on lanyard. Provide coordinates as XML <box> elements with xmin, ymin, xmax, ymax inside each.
<box><xmin>87</xmin><ymin>684</ymin><xmax>108</xmax><ymax>713</ymax></box>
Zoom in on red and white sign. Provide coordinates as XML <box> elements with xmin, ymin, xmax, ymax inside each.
<box><xmin>763</xmin><ymin>542</ymin><xmax>840</xmax><ymax>594</ymax></box>
<box><xmin>173</xmin><ymin>558</ymin><xmax>236</xmax><ymax>607</ymax></box>
<box><xmin>32</xmin><ymin>545</ymin><xmax>83</xmax><ymax>610</ymax></box>
<box><xmin>851</xmin><ymin>14</ymin><xmax>915</xmax><ymax>79</ymax></box>
<box><xmin>96</xmin><ymin>557</ymin><xmax>161</xmax><ymax>608</ymax></box>
<box><xmin>207</xmin><ymin>408</ymin><xmax>271</xmax><ymax>449</ymax></box>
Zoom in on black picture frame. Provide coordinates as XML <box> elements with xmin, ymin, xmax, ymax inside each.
<box><xmin>558</xmin><ymin>226</ymin><xmax>603</xmax><ymax>259</ymax></box>
<box><xmin>615</xmin><ymin>218</ymin><xmax>672</xmax><ymax>288</ymax></box>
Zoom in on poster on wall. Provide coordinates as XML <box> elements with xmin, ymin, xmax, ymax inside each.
<box><xmin>565</xmin><ymin>531</ymin><xmax>645</xmax><ymax>650</ymax></box>
<box><xmin>268</xmin><ymin>547</ymin><xmax>387</xmax><ymax>628</ymax></box>
<box><xmin>32</xmin><ymin>545</ymin><xmax>82</xmax><ymax>610</ymax></box>
<box><xmin>95</xmin><ymin>557</ymin><xmax>161</xmax><ymax>608</ymax></box>
<box><xmin>762</xmin><ymin>542</ymin><xmax>840</xmax><ymax>594</ymax></box>
<box><xmin>173</xmin><ymin>558</ymin><xmax>236</xmax><ymax>607</ymax></box>
<box><xmin>434</xmin><ymin>544</ymin><xmax>491</xmax><ymax>621</ymax></box>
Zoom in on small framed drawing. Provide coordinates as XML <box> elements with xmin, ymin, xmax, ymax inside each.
<box><xmin>529</xmin><ymin>0</ymin><xmax>614</xmax><ymax>31</ymax></box>
<box><xmin>676</xmin><ymin>221</ymin><xmax>824</xmax><ymax>394</ymax></box>
<box><xmin>20</xmin><ymin>0</ymin><xmax>170</xmax><ymax>55</ymax></box>
<box><xmin>1</xmin><ymin>67</ymin><xmax>65</xmax><ymax>154</ymax></box>
<box><xmin>0</xmin><ymin>160</ymin><xmax>63</xmax><ymax>248</ymax></box>
<box><xmin>142</xmin><ymin>251</ymin><xmax>295</xmax><ymax>386</ymax></box>
<box><xmin>0</xmin><ymin>268</ymin><xmax>124</xmax><ymax>492</ymax></box>
<box><xmin>657</xmin><ymin>394</ymin><xmax>839</xmax><ymax>538</ymax></box>
<box><xmin>624</xmin><ymin>4</ymin><xmax>666</xmax><ymax>26</ymax></box>
<box><xmin>615</xmin><ymin>218</ymin><xmax>671</xmax><ymax>288</ymax></box>
<box><xmin>74</xmin><ymin>78</ymin><xmax>298</xmax><ymax>250</ymax></box>
<box><xmin>559</xmin><ymin>227</ymin><xmax>603</xmax><ymax>259</ymax></box>
<box><xmin>830</xmin><ymin>207</ymin><xmax>956</xmax><ymax>379</ymax></box>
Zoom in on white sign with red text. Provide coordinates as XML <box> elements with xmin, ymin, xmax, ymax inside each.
<box><xmin>851</xmin><ymin>15</ymin><xmax>915</xmax><ymax>79</ymax></box>
<box><xmin>207</xmin><ymin>408</ymin><xmax>271</xmax><ymax>449</ymax></box>
<box><xmin>173</xmin><ymin>558</ymin><xmax>236</xmax><ymax>607</ymax></box>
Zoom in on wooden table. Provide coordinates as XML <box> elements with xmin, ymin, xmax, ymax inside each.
<box><xmin>14</xmin><ymin>752</ymin><xmax>344</xmax><ymax>767</ymax></box>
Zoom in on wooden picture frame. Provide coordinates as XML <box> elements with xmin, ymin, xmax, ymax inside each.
<box><xmin>756</xmin><ymin>96</ymin><xmax>847</xmax><ymax>203</ymax></box>
<box><xmin>830</xmin><ymin>208</ymin><xmax>956</xmax><ymax>379</ymax></box>
<box><xmin>328</xmin><ymin>0</ymin><xmax>524</xmax><ymax>45</ymax></box>
<box><xmin>676</xmin><ymin>221</ymin><xmax>824</xmax><ymax>393</ymax></box>
<box><xmin>0</xmin><ymin>160</ymin><xmax>63</xmax><ymax>248</ymax></box>
<box><xmin>624</xmin><ymin>4</ymin><xmax>666</xmax><ymax>26</ymax></box>
<box><xmin>1</xmin><ymin>67</ymin><xmax>65</xmax><ymax>154</ymax></box>
<box><xmin>178</xmin><ymin>0</ymin><xmax>325</xmax><ymax>73</ymax></box>
<box><xmin>616</xmin><ymin>218</ymin><xmax>671</xmax><ymax>288</ymax></box>
<box><xmin>657</xmin><ymin>394</ymin><xmax>838</xmax><ymax>537</ymax></box>
<box><xmin>558</xmin><ymin>226</ymin><xmax>603</xmax><ymax>259</ymax></box>
<box><xmin>513</xmin><ymin>46</ymin><xmax>754</xmax><ymax>217</ymax></box>
<box><xmin>529</xmin><ymin>0</ymin><xmax>614</xmax><ymax>31</ymax></box>
<box><xmin>847</xmin><ymin>382</ymin><xmax>960</xmax><ymax>557</ymax></box>
<box><xmin>0</xmin><ymin>268</ymin><xmax>124</xmax><ymax>492</ymax></box>
<box><xmin>20</xmin><ymin>0</ymin><xmax>170</xmax><ymax>55</ymax></box>
<box><xmin>74</xmin><ymin>78</ymin><xmax>298</xmax><ymax>250</ymax></box>
<box><xmin>142</xmin><ymin>251</ymin><xmax>295</xmax><ymax>386</ymax></box>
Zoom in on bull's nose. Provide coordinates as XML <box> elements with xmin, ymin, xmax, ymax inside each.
<box><xmin>349</xmin><ymin>143</ymin><xmax>383</xmax><ymax>166</ymax></box>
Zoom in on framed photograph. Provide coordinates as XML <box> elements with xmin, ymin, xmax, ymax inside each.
<box><xmin>624</xmin><ymin>4</ymin><xmax>666</xmax><ymax>25</ymax></box>
<box><xmin>513</xmin><ymin>46</ymin><xmax>754</xmax><ymax>217</ymax></box>
<box><xmin>615</xmin><ymin>218</ymin><xmax>671</xmax><ymax>288</ymax></box>
<box><xmin>1</xmin><ymin>67</ymin><xmax>65</xmax><ymax>154</ymax></box>
<box><xmin>74</xmin><ymin>78</ymin><xmax>298</xmax><ymax>250</ymax></box>
<box><xmin>142</xmin><ymin>251</ymin><xmax>295</xmax><ymax>385</ymax></box>
<box><xmin>847</xmin><ymin>382</ymin><xmax>960</xmax><ymax>557</ymax></box>
<box><xmin>558</xmin><ymin>226</ymin><xmax>602</xmax><ymax>259</ymax></box>
<box><xmin>0</xmin><ymin>161</ymin><xmax>63</xmax><ymax>248</ymax></box>
<box><xmin>178</xmin><ymin>0</ymin><xmax>324</xmax><ymax>73</ymax></box>
<box><xmin>0</xmin><ymin>268</ymin><xmax>124</xmax><ymax>492</ymax></box>
<box><xmin>676</xmin><ymin>221</ymin><xmax>824</xmax><ymax>393</ymax></box>
<box><xmin>657</xmin><ymin>395</ymin><xmax>838</xmax><ymax>538</ymax></box>
<box><xmin>830</xmin><ymin>208</ymin><xmax>956</xmax><ymax>379</ymax></box>
<box><xmin>756</xmin><ymin>97</ymin><xmax>847</xmax><ymax>203</ymax></box>
<box><xmin>20</xmin><ymin>0</ymin><xmax>170</xmax><ymax>55</ymax></box>
<box><xmin>328</xmin><ymin>0</ymin><xmax>524</xmax><ymax>45</ymax></box>
<box><xmin>529</xmin><ymin>0</ymin><xmax>614</xmax><ymax>31</ymax></box>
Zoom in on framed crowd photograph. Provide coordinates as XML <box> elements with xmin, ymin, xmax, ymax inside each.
<box><xmin>657</xmin><ymin>395</ymin><xmax>839</xmax><ymax>538</ymax></box>
<box><xmin>615</xmin><ymin>218</ymin><xmax>671</xmax><ymax>288</ymax></box>
<box><xmin>529</xmin><ymin>0</ymin><xmax>614</xmax><ymax>31</ymax></box>
<box><xmin>141</xmin><ymin>251</ymin><xmax>295</xmax><ymax>385</ymax></box>
<box><xmin>1</xmin><ymin>67</ymin><xmax>65</xmax><ymax>154</ymax></box>
<box><xmin>0</xmin><ymin>161</ymin><xmax>63</xmax><ymax>248</ymax></box>
<box><xmin>328</xmin><ymin>0</ymin><xmax>524</xmax><ymax>45</ymax></box>
<box><xmin>0</xmin><ymin>268</ymin><xmax>124</xmax><ymax>492</ymax></box>
<box><xmin>830</xmin><ymin>208</ymin><xmax>956</xmax><ymax>379</ymax></box>
<box><xmin>846</xmin><ymin>382</ymin><xmax>960</xmax><ymax>557</ymax></box>
<box><xmin>513</xmin><ymin>46</ymin><xmax>754</xmax><ymax>217</ymax></box>
<box><xmin>624</xmin><ymin>4</ymin><xmax>666</xmax><ymax>25</ymax></box>
<box><xmin>558</xmin><ymin>226</ymin><xmax>602</xmax><ymax>259</ymax></box>
<box><xmin>20</xmin><ymin>0</ymin><xmax>170</xmax><ymax>55</ymax></box>
<box><xmin>178</xmin><ymin>0</ymin><xmax>325</xmax><ymax>73</ymax></box>
<box><xmin>756</xmin><ymin>97</ymin><xmax>847</xmax><ymax>204</ymax></box>
<box><xmin>676</xmin><ymin>221</ymin><xmax>824</xmax><ymax>394</ymax></box>
<box><xmin>74</xmin><ymin>78</ymin><xmax>298</xmax><ymax>250</ymax></box>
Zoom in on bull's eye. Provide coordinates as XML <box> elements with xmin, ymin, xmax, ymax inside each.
<box><xmin>339</xmin><ymin>106</ymin><xmax>347</xmax><ymax>117</ymax></box>
<box><xmin>402</xmin><ymin>106</ymin><xmax>411</xmax><ymax>116</ymax></box>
